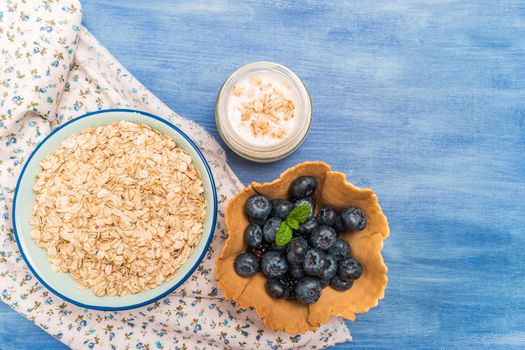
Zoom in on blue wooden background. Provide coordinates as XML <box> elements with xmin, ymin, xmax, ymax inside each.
<box><xmin>2</xmin><ymin>0</ymin><xmax>525</xmax><ymax>349</ymax></box>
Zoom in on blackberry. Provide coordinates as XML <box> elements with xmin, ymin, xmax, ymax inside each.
<box><xmin>281</xmin><ymin>274</ymin><xmax>298</xmax><ymax>300</ymax></box>
<box><xmin>249</xmin><ymin>240</ymin><xmax>272</xmax><ymax>260</ymax></box>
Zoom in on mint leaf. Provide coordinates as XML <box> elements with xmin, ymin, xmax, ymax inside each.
<box><xmin>287</xmin><ymin>204</ymin><xmax>311</xmax><ymax>225</ymax></box>
<box><xmin>286</xmin><ymin>217</ymin><xmax>299</xmax><ymax>230</ymax></box>
<box><xmin>275</xmin><ymin>203</ymin><xmax>312</xmax><ymax>247</ymax></box>
<box><xmin>275</xmin><ymin>223</ymin><xmax>293</xmax><ymax>246</ymax></box>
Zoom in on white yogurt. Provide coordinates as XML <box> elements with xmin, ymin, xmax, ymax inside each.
<box><xmin>216</xmin><ymin>62</ymin><xmax>312</xmax><ymax>162</ymax></box>
<box><xmin>225</xmin><ymin>72</ymin><xmax>300</xmax><ymax>147</ymax></box>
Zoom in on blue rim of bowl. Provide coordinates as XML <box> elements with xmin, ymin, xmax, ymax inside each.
<box><xmin>12</xmin><ymin>108</ymin><xmax>218</xmax><ymax>311</ymax></box>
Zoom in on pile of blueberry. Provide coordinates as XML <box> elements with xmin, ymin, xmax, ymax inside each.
<box><xmin>234</xmin><ymin>175</ymin><xmax>366</xmax><ymax>304</ymax></box>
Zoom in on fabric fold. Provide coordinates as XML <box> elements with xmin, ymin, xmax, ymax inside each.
<box><xmin>0</xmin><ymin>0</ymin><xmax>352</xmax><ymax>348</ymax></box>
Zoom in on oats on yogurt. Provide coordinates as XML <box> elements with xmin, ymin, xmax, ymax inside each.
<box><xmin>30</xmin><ymin>121</ymin><xmax>206</xmax><ymax>296</ymax></box>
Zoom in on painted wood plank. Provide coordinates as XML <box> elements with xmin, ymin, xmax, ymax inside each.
<box><xmin>2</xmin><ymin>0</ymin><xmax>524</xmax><ymax>348</ymax></box>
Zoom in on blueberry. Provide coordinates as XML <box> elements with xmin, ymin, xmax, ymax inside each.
<box><xmin>286</xmin><ymin>237</ymin><xmax>309</xmax><ymax>265</ymax></box>
<box><xmin>303</xmin><ymin>248</ymin><xmax>328</xmax><ymax>277</ymax></box>
<box><xmin>234</xmin><ymin>252</ymin><xmax>259</xmax><ymax>277</ymax></box>
<box><xmin>310</xmin><ymin>225</ymin><xmax>337</xmax><ymax>251</ymax></box>
<box><xmin>243</xmin><ymin>224</ymin><xmax>263</xmax><ymax>248</ymax></box>
<box><xmin>317</xmin><ymin>205</ymin><xmax>337</xmax><ymax>227</ymax></box>
<box><xmin>261</xmin><ymin>251</ymin><xmax>288</xmax><ymax>278</ymax></box>
<box><xmin>338</xmin><ymin>258</ymin><xmax>363</xmax><ymax>281</ymax></box>
<box><xmin>271</xmin><ymin>242</ymin><xmax>288</xmax><ymax>253</ymax></box>
<box><xmin>271</xmin><ymin>199</ymin><xmax>293</xmax><ymax>219</ymax></box>
<box><xmin>245</xmin><ymin>195</ymin><xmax>272</xmax><ymax>220</ymax></box>
<box><xmin>330</xmin><ymin>276</ymin><xmax>354</xmax><ymax>291</ymax></box>
<box><xmin>332</xmin><ymin>215</ymin><xmax>346</xmax><ymax>233</ymax></box>
<box><xmin>340</xmin><ymin>207</ymin><xmax>367</xmax><ymax>231</ymax></box>
<box><xmin>293</xmin><ymin>199</ymin><xmax>314</xmax><ymax>220</ymax></box>
<box><xmin>288</xmin><ymin>264</ymin><xmax>306</xmax><ymax>280</ymax></box>
<box><xmin>263</xmin><ymin>217</ymin><xmax>282</xmax><ymax>242</ymax></box>
<box><xmin>308</xmin><ymin>195</ymin><xmax>317</xmax><ymax>211</ymax></box>
<box><xmin>319</xmin><ymin>255</ymin><xmax>337</xmax><ymax>281</ymax></box>
<box><xmin>320</xmin><ymin>277</ymin><xmax>330</xmax><ymax>288</ymax></box>
<box><xmin>294</xmin><ymin>276</ymin><xmax>322</xmax><ymax>304</ymax></box>
<box><xmin>248</xmin><ymin>216</ymin><xmax>267</xmax><ymax>226</ymax></box>
<box><xmin>290</xmin><ymin>176</ymin><xmax>317</xmax><ymax>199</ymax></box>
<box><xmin>297</xmin><ymin>218</ymin><xmax>318</xmax><ymax>237</ymax></box>
<box><xmin>327</xmin><ymin>238</ymin><xmax>351</xmax><ymax>261</ymax></box>
<box><xmin>266</xmin><ymin>278</ymin><xmax>288</xmax><ymax>299</ymax></box>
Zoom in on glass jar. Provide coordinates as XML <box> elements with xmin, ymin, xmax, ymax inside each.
<box><xmin>215</xmin><ymin>61</ymin><xmax>312</xmax><ymax>162</ymax></box>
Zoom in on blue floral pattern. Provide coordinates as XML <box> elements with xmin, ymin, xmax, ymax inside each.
<box><xmin>0</xmin><ymin>0</ymin><xmax>351</xmax><ymax>348</ymax></box>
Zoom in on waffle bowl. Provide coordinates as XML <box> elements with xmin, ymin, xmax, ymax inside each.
<box><xmin>215</xmin><ymin>161</ymin><xmax>389</xmax><ymax>334</ymax></box>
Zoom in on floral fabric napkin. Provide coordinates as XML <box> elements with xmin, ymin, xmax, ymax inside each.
<box><xmin>0</xmin><ymin>0</ymin><xmax>351</xmax><ymax>348</ymax></box>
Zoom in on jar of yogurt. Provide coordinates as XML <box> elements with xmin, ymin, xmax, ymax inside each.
<box><xmin>216</xmin><ymin>62</ymin><xmax>312</xmax><ymax>162</ymax></box>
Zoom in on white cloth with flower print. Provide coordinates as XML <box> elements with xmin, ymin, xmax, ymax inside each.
<box><xmin>0</xmin><ymin>1</ymin><xmax>352</xmax><ymax>349</ymax></box>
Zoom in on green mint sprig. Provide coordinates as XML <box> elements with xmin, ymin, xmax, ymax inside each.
<box><xmin>275</xmin><ymin>203</ymin><xmax>312</xmax><ymax>246</ymax></box>
<box><xmin>275</xmin><ymin>224</ymin><xmax>293</xmax><ymax>247</ymax></box>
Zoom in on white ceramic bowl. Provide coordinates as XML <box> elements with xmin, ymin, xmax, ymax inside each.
<box><xmin>12</xmin><ymin>109</ymin><xmax>217</xmax><ymax>310</ymax></box>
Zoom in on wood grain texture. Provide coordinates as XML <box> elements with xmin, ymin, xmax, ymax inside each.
<box><xmin>3</xmin><ymin>0</ymin><xmax>525</xmax><ymax>348</ymax></box>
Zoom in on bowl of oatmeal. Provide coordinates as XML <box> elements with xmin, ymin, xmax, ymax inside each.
<box><xmin>12</xmin><ymin>109</ymin><xmax>217</xmax><ymax>310</ymax></box>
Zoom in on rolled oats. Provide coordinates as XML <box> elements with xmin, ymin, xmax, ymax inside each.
<box><xmin>30</xmin><ymin>121</ymin><xmax>206</xmax><ymax>296</ymax></box>
<box><xmin>234</xmin><ymin>75</ymin><xmax>296</xmax><ymax>139</ymax></box>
